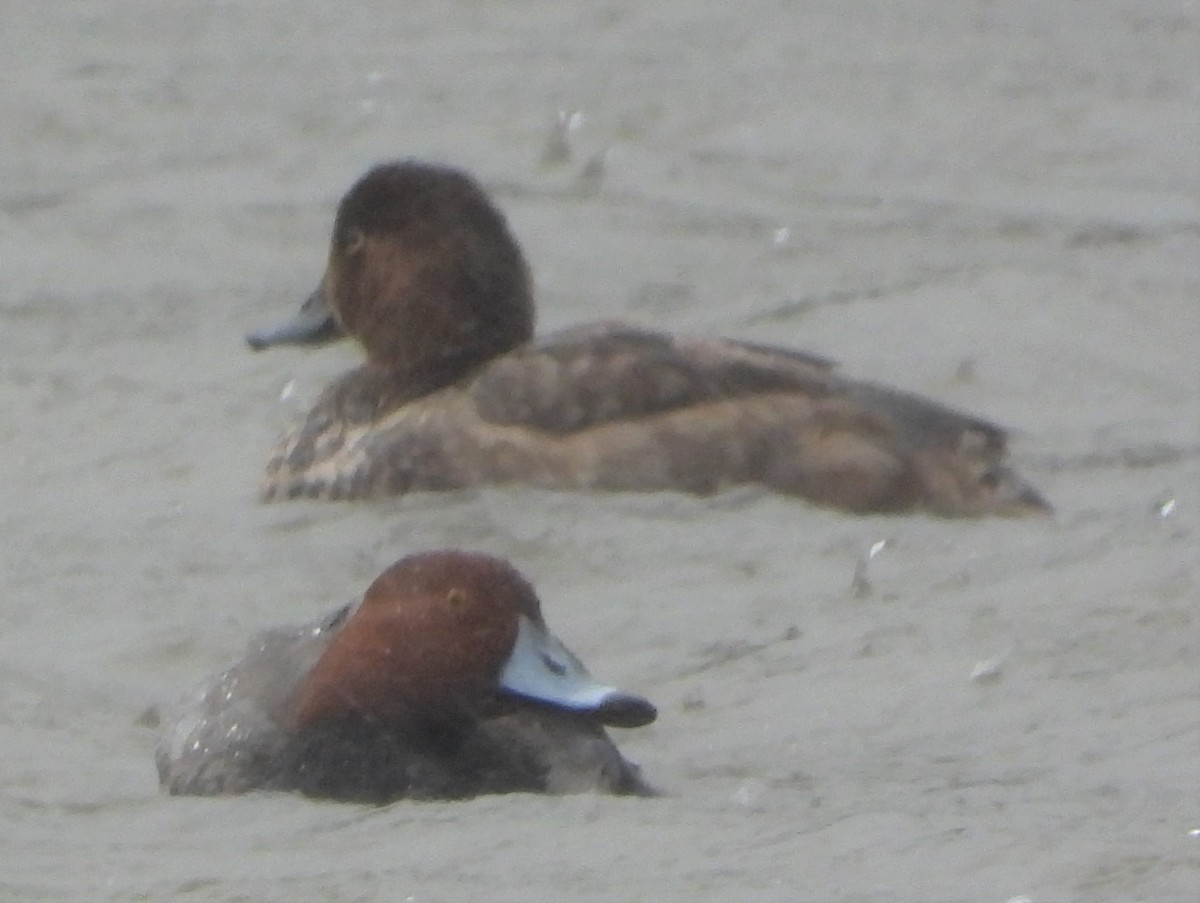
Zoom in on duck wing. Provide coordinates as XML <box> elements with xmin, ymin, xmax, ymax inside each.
<box><xmin>470</xmin><ymin>322</ymin><xmax>840</xmax><ymax>433</ymax></box>
<box><xmin>156</xmin><ymin>606</ymin><xmax>350</xmax><ymax>795</ymax></box>
<box><xmin>467</xmin><ymin>322</ymin><xmax>1048</xmax><ymax>515</ymax></box>
<box><xmin>472</xmin><ymin>322</ymin><xmax>1008</xmax><ymax>450</ymax></box>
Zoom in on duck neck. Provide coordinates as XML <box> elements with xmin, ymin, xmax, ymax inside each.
<box><xmin>364</xmin><ymin>348</ymin><xmax>497</xmax><ymax>400</ymax></box>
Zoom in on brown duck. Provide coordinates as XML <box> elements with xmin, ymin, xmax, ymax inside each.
<box><xmin>247</xmin><ymin>160</ymin><xmax>1050</xmax><ymax>517</ymax></box>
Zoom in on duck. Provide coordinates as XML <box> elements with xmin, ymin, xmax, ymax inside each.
<box><xmin>246</xmin><ymin>160</ymin><xmax>1050</xmax><ymax>517</ymax></box>
<box><xmin>156</xmin><ymin>550</ymin><xmax>656</xmax><ymax>802</ymax></box>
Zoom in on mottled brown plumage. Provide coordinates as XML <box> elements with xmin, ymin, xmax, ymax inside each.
<box><xmin>248</xmin><ymin>160</ymin><xmax>1050</xmax><ymax>517</ymax></box>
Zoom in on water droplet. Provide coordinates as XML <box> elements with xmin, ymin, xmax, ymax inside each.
<box><xmin>850</xmin><ymin>539</ymin><xmax>890</xmax><ymax>598</ymax></box>
<box><xmin>971</xmin><ymin>657</ymin><xmax>1005</xmax><ymax>683</ymax></box>
<box><xmin>733</xmin><ymin>778</ymin><xmax>766</xmax><ymax>808</ymax></box>
<box><xmin>540</xmin><ymin>109</ymin><xmax>584</xmax><ymax>167</ymax></box>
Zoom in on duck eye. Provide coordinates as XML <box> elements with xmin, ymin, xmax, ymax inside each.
<box><xmin>341</xmin><ymin>226</ymin><xmax>366</xmax><ymax>256</ymax></box>
<box><xmin>445</xmin><ymin>587</ymin><xmax>468</xmax><ymax>609</ymax></box>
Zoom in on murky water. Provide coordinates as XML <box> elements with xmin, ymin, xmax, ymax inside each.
<box><xmin>2</xmin><ymin>1</ymin><xmax>1197</xmax><ymax>900</ymax></box>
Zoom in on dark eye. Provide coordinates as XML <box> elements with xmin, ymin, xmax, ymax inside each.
<box><xmin>979</xmin><ymin>468</ymin><xmax>1000</xmax><ymax>489</ymax></box>
<box><xmin>340</xmin><ymin>226</ymin><xmax>366</xmax><ymax>255</ymax></box>
<box><xmin>541</xmin><ymin>653</ymin><xmax>567</xmax><ymax>676</ymax></box>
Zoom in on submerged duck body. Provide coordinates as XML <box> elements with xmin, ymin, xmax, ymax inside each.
<box><xmin>157</xmin><ymin>550</ymin><xmax>656</xmax><ymax>801</ymax></box>
<box><xmin>249</xmin><ymin>161</ymin><xmax>1050</xmax><ymax>517</ymax></box>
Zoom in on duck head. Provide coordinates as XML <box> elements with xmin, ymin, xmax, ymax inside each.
<box><xmin>288</xmin><ymin>550</ymin><xmax>656</xmax><ymax>732</ymax></box>
<box><xmin>248</xmin><ymin>162</ymin><xmax>536</xmax><ymax>389</ymax></box>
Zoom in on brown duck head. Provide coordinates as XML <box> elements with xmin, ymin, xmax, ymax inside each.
<box><xmin>248</xmin><ymin>161</ymin><xmax>535</xmax><ymax>389</ymax></box>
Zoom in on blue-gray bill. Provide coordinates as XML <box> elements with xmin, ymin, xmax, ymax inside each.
<box><xmin>246</xmin><ymin>281</ymin><xmax>345</xmax><ymax>350</ymax></box>
<box><xmin>498</xmin><ymin>616</ymin><xmax>657</xmax><ymax>729</ymax></box>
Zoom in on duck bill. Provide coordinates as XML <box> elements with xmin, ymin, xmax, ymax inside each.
<box><xmin>498</xmin><ymin>617</ymin><xmax>656</xmax><ymax>728</ymax></box>
<box><xmin>1010</xmin><ymin>478</ymin><xmax>1054</xmax><ymax>516</ymax></box>
<box><xmin>245</xmin><ymin>280</ymin><xmax>345</xmax><ymax>350</ymax></box>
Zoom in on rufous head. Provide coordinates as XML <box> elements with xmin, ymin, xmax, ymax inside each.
<box><xmin>289</xmin><ymin>550</ymin><xmax>655</xmax><ymax>732</ymax></box>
